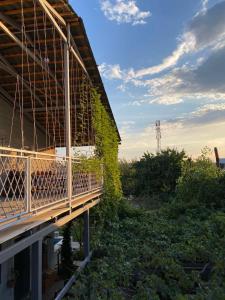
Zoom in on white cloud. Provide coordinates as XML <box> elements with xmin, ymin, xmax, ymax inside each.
<box><xmin>135</xmin><ymin>32</ymin><xmax>196</xmax><ymax>78</ymax></box>
<box><xmin>110</xmin><ymin>1</ymin><xmax>225</xmax><ymax>159</ymax></box>
<box><xmin>100</xmin><ymin>0</ymin><xmax>151</xmax><ymax>25</ymax></box>
<box><xmin>145</xmin><ymin>44</ymin><xmax>225</xmax><ymax>106</ymax></box>
<box><xmin>98</xmin><ymin>63</ymin><xmax>123</xmax><ymax>79</ymax></box>
<box><xmin>201</xmin><ymin>0</ymin><xmax>208</xmax><ymax>13</ymax></box>
<box><xmin>100</xmin><ymin>1</ymin><xmax>225</xmax><ymax>83</ymax></box>
<box><xmin>150</xmin><ymin>95</ymin><xmax>184</xmax><ymax>105</ymax></box>
<box><xmin>128</xmin><ymin>99</ymin><xmax>146</xmax><ymax>106</ymax></box>
<box><xmin>192</xmin><ymin>103</ymin><xmax>225</xmax><ymax>117</ymax></box>
<box><xmin>118</xmin><ymin>120</ymin><xmax>136</xmax><ymax>139</ymax></box>
<box><xmin>195</xmin><ymin>0</ymin><xmax>208</xmax><ymax>16</ymax></box>
<box><xmin>133</xmin><ymin>0</ymin><xmax>225</xmax><ymax>78</ymax></box>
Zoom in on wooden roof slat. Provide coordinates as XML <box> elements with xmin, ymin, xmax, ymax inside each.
<box><xmin>3</xmin><ymin>3</ymin><xmax>65</xmax><ymax>16</ymax></box>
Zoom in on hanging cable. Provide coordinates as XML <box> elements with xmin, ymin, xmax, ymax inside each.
<box><xmin>9</xmin><ymin>76</ymin><xmax>19</xmax><ymax>147</ymax></box>
<box><xmin>20</xmin><ymin>0</ymin><xmax>25</xmax><ymax>149</ymax></box>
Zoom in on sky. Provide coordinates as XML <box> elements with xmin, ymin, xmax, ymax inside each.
<box><xmin>70</xmin><ymin>0</ymin><xmax>225</xmax><ymax>160</ymax></box>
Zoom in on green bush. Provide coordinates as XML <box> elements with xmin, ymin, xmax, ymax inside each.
<box><xmin>176</xmin><ymin>154</ymin><xmax>225</xmax><ymax>209</ymax></box>
<box><xmin>119</xmin><ymin>159</ymin><xmax>137</xmax><ymax>196</ymax></box>
<box><xmin>68</xmin><ymin>199</ymin><xmax>225</xmax><ymax>299</ymax></box>
<box><xmin>66</xmin><ymin>145</ymin><xmax>225</xmax><ymax>299</ymax></box>
<box><xmin>134</xmin><ymin>149</ymin><xmax>186</xmax><ymax>198</ymax></box>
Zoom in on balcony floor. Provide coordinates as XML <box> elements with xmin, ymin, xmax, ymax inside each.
<box><xmin>0</xmin><ymin>189</ymin><xmax>102</xmax><ymax>245</ymax></box>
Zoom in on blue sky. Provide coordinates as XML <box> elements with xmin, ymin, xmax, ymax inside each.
<box><xmin>71</xmin><ymin>0</ymin><xmax>225</xmax><ymax>159</ymax></box>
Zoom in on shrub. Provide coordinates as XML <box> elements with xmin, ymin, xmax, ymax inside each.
<box><xmin>176</xmin><ymin>153</ymin><xmax>225</xmax><ymax>209</ymax></box>
<box><xmin>119</xmin><ymin>159</ymin><xmax>137</xmax><ymax>196</ymax></box>
<box><xmin>134</xmin><ymin>149</ymin><xmax>186</xmax><ymax>198</ymax></box>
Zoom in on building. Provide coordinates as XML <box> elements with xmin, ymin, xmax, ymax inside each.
<box><xmin>219</xmin><ymin>158</ymin><xmax>225</xmax><ymax>169</ymax></box>
<box><xmin>0</xmin><ymin>1</ymin><xmax>119</xmax><ymax>299</ymax></box>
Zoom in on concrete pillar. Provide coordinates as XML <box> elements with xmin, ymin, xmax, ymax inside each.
<box><xmin>0</xmin><ymin>258</ymin><xmax>14</xmax><ymax>300</ymax></box>
<box><xmin>31</xmin><ymin>240</ymin><xmax>42</xmax><ymax>300</ymax></box>
<box><xmin>0</xmin><ymin>240</ymin><xmax>14</xmax><ymax>300</ymax></box>
<box><xmin>83</xmin><ymin>210</ymin><xmax>90</xmax><ymax>258</ymax></box>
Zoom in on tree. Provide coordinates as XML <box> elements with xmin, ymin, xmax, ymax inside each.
<box><xmin>134</xmin><ymin>149</ymin><xmax>186</xmax><ymax>198</ymax></box>
<box><xmin>119</xmin><ymin>159</ymin><xmax>137</xmax><ymax>196</ymax></box>
<box><xmin>176</xmin><ymin>151</ymin><xmax>225</xmax><ymax>208</ymax></box>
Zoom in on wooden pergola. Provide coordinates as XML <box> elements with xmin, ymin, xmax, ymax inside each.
<box><xmin>0</xmin><ymin>0</ymin><xmax>120</xmax><ymax>149</ymax></box>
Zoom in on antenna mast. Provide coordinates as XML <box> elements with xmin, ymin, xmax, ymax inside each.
<box><xmin>155</xmin><ymin>120</ymin><xmax>161</xmax><ymax>153</ymax></box>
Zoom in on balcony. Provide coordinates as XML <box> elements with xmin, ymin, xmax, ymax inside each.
<box><xmin>0</xmin><ymin>147</ymin><xmax>103</xmax><ymax>229</ymax></box>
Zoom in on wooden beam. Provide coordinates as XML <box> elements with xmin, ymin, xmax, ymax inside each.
<box><xmin>0</xmin><ymin>56</ymin><xmax>42</xmax><ymax>107</ymax></box>
<box><xmin>20</xmin><ymin>15</ymin><xmax>77</xmax><ymax>24</ymax></box>
<box><xmin>24</xmin><ymin>105</ymin><xmax>80</xmax><ymax>113</ymax></box>
<box><xmin>0</xmin><ymin>55</ymin><xmax>65</xmax><ymax>132</ymax></box>
<box><xmin>0</xmin><ymin>21</ymin><xmax>37</xmax><ymax>61</ymax></box>
<box><xmin>37</xmin><ymin>0</ymin><xmax>88</xmax><ymax>76</ymax></box>
<box><xmin>0</xmin><ymin>54</ymin><xmax>64</xmax><ymax>102</ymax></box>
<box><xmin>17</xmin><ymin>92</ymin><xmax>84</xmax><ymax>99</ymax></box>
<box><xmin>0</xmin><ymin>12</ymin><xmax>33</xmax><ymax>46</ymax></box>
<box><xmin>3</xmin><ymin>3</ymin><xmax>64</xmax><ymax>15</ymax></box>
<box><xmin>37</xmin><ymin>0</ymin><xmax>67</xmax><ymax>42</ymax></box>
<box><xmin>0</xmin><ymin>0</ymin><xmax>33</xmax><ymax>6</ymax></box>
<box><xmin>40</xmin><ymin>0</ymin><xmax>66</xmax><ymax>26</ymax></box>
<box><xmin>0</xmin><ymin>21</ymin><xmax>63</xmax><ymax>93</ymax></box>
<box><xmin>0</xmin><ymin>80</ymin><xmax>88</xmax><ymax>89</ymax></box>
<box><xmin>0</xmin><ymin>86</ymin><xmax>48</xmax><ymax>137</ymax></box>
<box><xmin>0</xmin><ymin>38</ymin><xmax>62</xmax><ymax>48</ymax></box>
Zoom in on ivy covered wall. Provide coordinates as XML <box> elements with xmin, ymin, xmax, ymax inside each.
<box><xmin>91</xmin><ymin>88</ymin><xmax>122</xmax><ymax>202</ymax></box>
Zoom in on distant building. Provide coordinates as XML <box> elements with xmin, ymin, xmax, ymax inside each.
<box><xmin>219</xmin><ymin>158</ymin><xmax>225</xmax><ymax>169</ymax></box>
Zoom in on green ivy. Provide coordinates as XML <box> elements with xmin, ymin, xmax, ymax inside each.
<box><xmin>91</xmin><ymin>88</ymin><xmax>122</xmax><ymax>201</ymax></box>
<box><xmin>72</xmin><ymin>156</ymin><xmax>103</xmax><ymax>181</ymax></box>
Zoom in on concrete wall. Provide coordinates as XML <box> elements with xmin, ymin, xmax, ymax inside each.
<box><xmin>0</xmin><ymin>98</ymin><xmax>47</xmax><ymax>150</ymax></box>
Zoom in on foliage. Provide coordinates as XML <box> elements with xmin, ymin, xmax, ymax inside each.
<box><xmin>119</xmin><ymin>159</ymin><xmax>137</xmax><ymax>196</ymax></box>
<box><xmin>61</xmin><ymin>147</ymin><xmax>225</xmax><ymax>299</ymax></box>
<box><xmin>91</xmin><ymin>88</ymin><xmax>122</xmax><ymax>206</ymax></box>
<box><xmin>66</xmin><ymin>200</ymin><xmax>225</xmax><ymax>299</ymax></box>
<box><xmin>120</xmin><ymin>149</ymin><xmax>186</xmax><ymax>202</ymax></box>
<box><xmin>176</xmin><ymin>151</ymin><xmax>225</xmax><ymax>209</ymax></box>
<box><xmin>61</xmin><ymin>222</ymin><xmax>74</xmax><ymax>279</ymax></box>
<box><xmin>72</xmin><ymin>155</ymin><xmax>103</xmax><ymax>181</ymax></box>
<box><xmin>134</xmin><ymin>149</ymin><xmax>186</xmax><ymax>197</ymax></box>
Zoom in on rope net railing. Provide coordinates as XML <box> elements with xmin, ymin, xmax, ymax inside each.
<box><xmin>0</xmin><ymin>148</ymin><xmax>103</xmax><ymax>222</ymax></box>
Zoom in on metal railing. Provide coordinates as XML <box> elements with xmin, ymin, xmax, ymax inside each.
<box><xmin>0</xmin><ymin>147</ymin><xmax>103</xmax><ymax>223</ymax></box>
<box><xmin>72</xmin><ymin>159</ymin><xmax>104</xmax><ymax>197</ymax></box>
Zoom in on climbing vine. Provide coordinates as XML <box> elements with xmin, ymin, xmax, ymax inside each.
<box><xmin>91</xmin><ymin>88</ymin><xmax>122</xmax><ymax>201</ymax></box>
<box><xmin>73</xmin><ymin>155</ymin><xmax>102</xmax><ymax>181</ymax></box>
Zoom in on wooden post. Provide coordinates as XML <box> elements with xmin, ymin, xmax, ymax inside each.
<box><xmin>214</xmin><ymin>147</ymin><xmax>220</xmax><ymax>168</ymax></box>
<box><xmin>64</xmin><ymin>24</ymin><xmax>72</xmax><ymax>212</ymax></box>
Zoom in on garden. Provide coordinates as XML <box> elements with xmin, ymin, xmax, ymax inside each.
<box><xmin>62</xmin><ymin>147</ymin><xmax>225</xmax><ymax>299</ymax></box>
<box><xmin>61</xmin><ymin>90</ymin><xmax>225</xmax><ymax>299</ymax></box>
